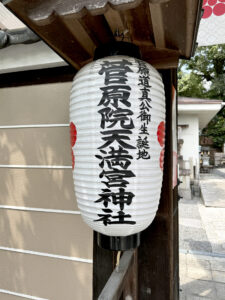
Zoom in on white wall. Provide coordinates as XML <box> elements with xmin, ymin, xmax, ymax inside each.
<box><xmin>178</xmin><ymin>114</ymin><xmax>199</xmax><ymax>178</ymax></box>
<box><xmin>0</xmin><ymin>41</ymin><xmax>67</xmax><ymax>74</ymax></box>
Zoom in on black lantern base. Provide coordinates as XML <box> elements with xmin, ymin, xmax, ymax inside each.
<box><xmin>97</xmin><ymin>232</ymin><xmax>140</xmax><ymax>251</ymax></box>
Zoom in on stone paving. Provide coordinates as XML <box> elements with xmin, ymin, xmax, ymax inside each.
<box><xmin>179</xmin><ymin>169</ymin><xmax>225</xmax><ymax>299</ymax></box>
<box><xmin>200</xmin><ymin>168</ymin><xmax>225</xmax><ymax>208</ymax></box>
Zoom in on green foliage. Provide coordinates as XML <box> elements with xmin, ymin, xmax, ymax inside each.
<box><xmin>178</xmin><ymin>44</ymin><xmax>225</xmax><ymax>99</ymax></box>
<box><xmin>178</xmin><ymin>72</ymin><xmax>207</xmax><ymax>98</ymax></box>
<box><xmin>203</xmin><ymin>109</ymin><xmax>225</xmax><ymax>149</ymax></box>
<box><xmin>178</xmin><ymin>44</ymin><xmax>225</xmax><ymax>149</ymax></box>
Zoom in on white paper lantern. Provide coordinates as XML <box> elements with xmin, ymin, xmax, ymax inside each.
<box><xmin>70</xmin><ymin>55</ymin><xmax>165</xmax><ymax>240</ymax></box>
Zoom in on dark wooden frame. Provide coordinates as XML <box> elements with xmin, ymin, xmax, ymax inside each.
<box><xmin>0</xmin><ymin>66</ymin><xmax>76</xmax><ymax>88</ymax></box>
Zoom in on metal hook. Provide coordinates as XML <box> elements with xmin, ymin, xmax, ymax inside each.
<box><xmin>114</xmin><ymin>28</ymin><xmax>128</xmax><ymax>42</ymax></box>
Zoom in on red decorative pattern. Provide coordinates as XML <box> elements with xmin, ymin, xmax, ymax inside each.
<box><xmin>160</xmin><ymin>149</ymin><xmax>165</xmax><ymax>171</ymax></box>
<box><xmin>208</xmin><ymin>0</ymin><xmax>217</xmax><ymax>5</ymax></box>
<box><xmin>157</xmin><ymin>121</ymin><xmax>165</xmax><ymax>148</ymax></box>
<box><xmin>157</xmin><ymin>121</ymin><xmax>165</xmax><ymax>170</ymax></box>
<box><xmin>202</xmin><ymin>0</ymin><xmax>225</xmax><ymax>18</ymax></box>
<box><xmin>213</xmin><ymin>2</ymin><xmax>225</xmax><ymax>15</ymax></box>
<box><xmin>70</xmin><ymin>122</ymin><xmax>77</xmax><ymax>169</ymax></box>
<box><xmin>70</xmin><ymin>122</ymin><xmax>77</xmax><ymax>147</ymax></box>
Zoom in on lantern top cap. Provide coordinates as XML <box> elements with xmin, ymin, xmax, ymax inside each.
<box><xmin>94</xmin><ymin>42</ymin><xmax>141</xmax><ymax>60</ymax></box>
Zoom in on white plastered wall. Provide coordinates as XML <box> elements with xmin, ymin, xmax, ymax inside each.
<box><xmin>178</xmin><ymin>114</ymin><xmax>199</xmax><ymax>178</ymax></box>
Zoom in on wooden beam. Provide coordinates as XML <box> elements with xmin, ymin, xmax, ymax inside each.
<box><xmin>149</xmin><ymin>3</ymin><xmax>166</xmax><ymax>48</ymax></box>
<box><xmin>104</xmin><ymin>8</ymin><xmax>130</xmax><ymax>42</ymax></box>
<box><xmin>0</xmin><ymin>66</ymin><xmax>76</xmax><ymax>88</ymax></box>
<box><xmin>35</xmin><ymin>15</ymin><xmax>91</xmax><ymax>69</ymax></box>
<box><xmin>140</xmin><ymin>45</ymin><xmax>180</xmax><ymax>68</ymax></box>
<box><xmin>134</xmin><ymin>40</ymin><xmax>155</xmax><ymax>47</ymax></box>
<box><xmin>78</xmin><ymin>14</ymin><xmax>114</xmax><ymax>46</ymax></box>
<box><xmin>121</xmin><ymin>0</ymin><xmax>155</xmax><ymax>45</ymax></box>
<box><xmin>5</xmin><ymin>0</ymin><xmax>201</xmax><ymax>69</ymax></box>
<box><xmin>147</xmin><ymin>56</ymin><xmax>179</xmax><ymax>69</ymax></box>
<box><xmin>98</xmin><ymin>250</ymin><xmax>135</xmax><ymax>300</ymax></box>
<box><xmin>62</xmin><ymin>15</ymin><xmax>96</xmax><ymax>56</ymax></box>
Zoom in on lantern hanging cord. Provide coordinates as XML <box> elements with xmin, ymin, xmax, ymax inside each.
<box><xmin>116</xmin><ymin>251</ymin><xmax>121</xmax><ymax>272</ymax></box>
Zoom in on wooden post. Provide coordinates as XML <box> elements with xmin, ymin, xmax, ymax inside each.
<box><xmin>137</xmin><ymin>69</ymin><xmax>179</xmax><ymax>300</ymax></box>
<box><xmin>93</xmin><ymin>232</ymin><xmax>117</xmax><ymax>299</ymax></box>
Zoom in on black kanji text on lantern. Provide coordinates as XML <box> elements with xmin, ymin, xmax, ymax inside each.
<box><xmin>136</xmin><ymin>59</ymin><xmax>152</xmax><ymax>160</ymax></box>
<box><xmin>95</xmin><ymin>59</ymin><xmax>136</xmax><ymax>226</ymax></box>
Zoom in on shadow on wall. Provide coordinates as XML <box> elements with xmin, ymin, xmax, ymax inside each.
<box><xmin>0</xmin><ymin>83</ymin><xmax>92</xmax><ymax>300</ymax></box>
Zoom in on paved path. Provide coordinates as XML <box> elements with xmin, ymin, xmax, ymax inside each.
<box><xmin>179</xmin><ymin>194</ymin><xmax>225</xmax><ymax>300</ymax></box>
<box><xmin>180</xmin><ymin>251</ymin><xmax>225</xmax><ymax>300</ymax></box>
<box><xmin>200</xmin><ymin>168</ymin><xmax>225</xmax><ymax>207</ymax></box>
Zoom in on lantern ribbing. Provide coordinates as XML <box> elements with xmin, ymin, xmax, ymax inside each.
<box><xmin>70</xmin><ymin>43</ymin><xmax>165</xmax><ymax>250</ymax></box>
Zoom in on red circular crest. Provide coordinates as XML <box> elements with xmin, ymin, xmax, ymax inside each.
<box><xmin>202</xmin><ymin>0</ymin><xmax>225</xmax><ymax>18</ymax></box>
<box><xmin>157</xmin><ymin>121</ymin><xmax>165</xmax><ymax>147</ymax></box>
<box><xmin>70</xmin><ymin>122</ymin><xmax>77</xmax><ymax>169</ymax></box>
<box><xmin>70</xmin><ymin>122</ymin><xmax>77</xmax><ymax>147</ymax></box>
